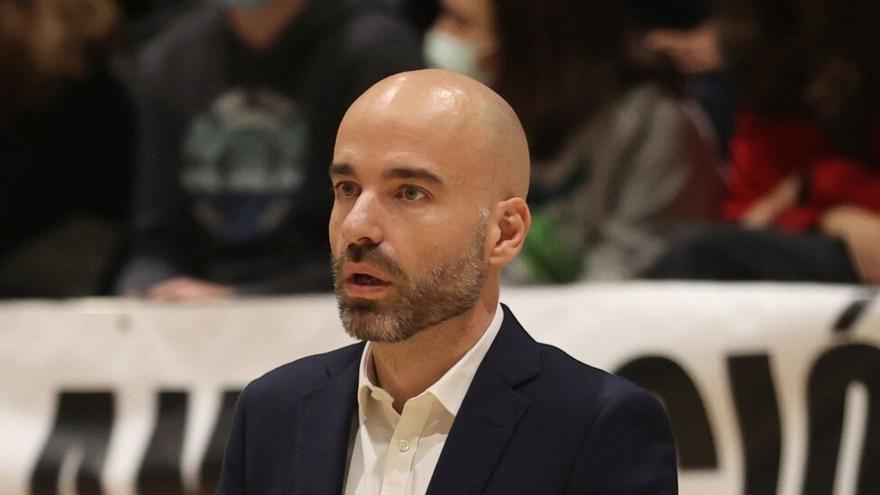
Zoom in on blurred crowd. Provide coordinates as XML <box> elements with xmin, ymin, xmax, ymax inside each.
<box><xmin>1</xmin><ymin>0</ymin><xmax>878</xmax><ymax>300</ymax></box>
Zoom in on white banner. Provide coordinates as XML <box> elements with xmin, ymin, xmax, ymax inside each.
<box><xmin>2</xmin><ymin>282</ymin><xmax>878</xmax><ymax>495</ymax></box>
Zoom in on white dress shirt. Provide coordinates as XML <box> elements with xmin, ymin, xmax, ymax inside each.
<box><xmin>342</xmin><ymin>304</ymin><xmax>504</xmax><ymax>495</ymax></box>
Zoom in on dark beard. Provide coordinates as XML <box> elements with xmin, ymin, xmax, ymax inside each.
<box><xmin>332</xmin><ymin>227</ymin><xmax>487</xmax><ymax>343</ymax></box>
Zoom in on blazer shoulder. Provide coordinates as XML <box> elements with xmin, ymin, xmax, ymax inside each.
<box><xmin>245</xmin><ymin>341</ymin><xmax>364</xmax><ymax>400</ymax></box>
<box><xmin>540</xmin><ymin>343</ymin><xmax>678</xmax><ymax>493</ymax></box>
<box><xmin>534</xmin><ymin>342</ymin><xmax>654</xmax><ymax>411</ymax></box>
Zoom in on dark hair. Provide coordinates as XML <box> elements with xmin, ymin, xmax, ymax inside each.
<box><xmin>491</xmin><ymin>0</ymin><xmax>661</xmax><ymax>160</ymax></box>
<box><xmin>733</xmin><ymin>0</ymin><xmax>880</xmax><ymax>161</ymax></box>
<box><xmin>627</xmin><ymin>0</ymin><xmax>712</xmax><ymax>30</ymax></box>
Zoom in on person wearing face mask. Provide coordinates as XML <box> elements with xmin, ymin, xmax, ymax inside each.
<box><xmin>117</xmin><ymin>0</ymin><xmax>422</xmax><ymax>300</ymax></box>
<box><xmin>423</xmin><ymin>0</ymin><xmax>724</xmax><ymax>283</ymax></box>
<box><xmin>422</xmin><ymin>0</ymin><xmax>495</xmax><ymax>84</ymax></box>
<box><xmin>644</xmin><ymin>0</ymin><xmax>880</xmax><ymax>285</ymax></box>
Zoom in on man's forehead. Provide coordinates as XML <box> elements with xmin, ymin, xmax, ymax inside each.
<box><xmin>334</xmin><ymin>88</ymin><xmax>481</xmax><ymax>177</ymax></box>
<box><xmin>330</xmin><ymin>161</ymin><xmax>445</xmax><ymax>187</ymax></box>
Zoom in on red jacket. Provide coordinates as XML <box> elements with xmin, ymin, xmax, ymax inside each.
<box><xmin>724</xmin><ymin>111</ymin><xmax>880</xmax><ymax>231</ymax></box>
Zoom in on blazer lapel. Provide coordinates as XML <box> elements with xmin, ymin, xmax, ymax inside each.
<box><xmin>293</xmin><ymin>344</ymin><xmax>363</xmax><ymax>495</ymax></box>
<box><xmin>426</xmin><ymin>306</ymin><xmax>541</xmax><ymax>495</ymax></box>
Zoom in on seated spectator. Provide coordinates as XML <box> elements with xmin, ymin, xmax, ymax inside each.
<box><xmin>116</xmin><ymin>0</ymin><xmax>200</xmax><ymax>49</ymax></box>
<box><xmin>0</xmin><ymin>0</ymin><xmax>134</xmax><ymax>298</ymax></box>
<box><xmin>423</xmin><ymin>0</ymin><xmax>723</xmax><ymax>283</ymax></box>
<box><xmin>644</xmin><ymin>0</ymin><xmax>880</xmax><ymax>284</ymax></box>
<box><xmin>117</xmin><ymin>0</ymin><xmax>422</xmax><ymax>300</ymax></box>
<box><xmin>632</xmin><ymin>0</ymin><xmax>734</xmax><ymax>158</ymax></box>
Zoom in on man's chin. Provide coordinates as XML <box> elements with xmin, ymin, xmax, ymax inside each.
<box><xmin>340</xmin><ymin>295</ymin><xmax>381</xmax><ymax>313</ymax></box>
<box><xmin>344</xmin><ymin>316</ymin><xmax>408</xmax><ymax>343</ymax></box>
<box><xmin>337</xmin><ymin>301</ymin><xmax>414</xmax><ymax>343</ymax></box>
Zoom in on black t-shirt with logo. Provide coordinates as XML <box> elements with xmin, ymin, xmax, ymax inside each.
<box><xmin>121</xmin><ymin>0</ymin><xmax>422</xmax><ymax>294</ymax></box>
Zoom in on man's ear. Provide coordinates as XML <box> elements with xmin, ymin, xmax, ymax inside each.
<box><xmin>488</xmin><ymin>197</ymin><xmax>531</xmax><ymax>267</ymax></box>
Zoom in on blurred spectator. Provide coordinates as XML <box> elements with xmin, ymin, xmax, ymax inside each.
<box><xmin>398</xmin><ymin>0</ymin><xmax>437</xmax><ymax>35</ymax></box>
<box><xmin>645</xmin><ymin>0</ymin><xmax>880</xmax><ymax>284</ymax></box>
<box><xmin>632</xmin><ymin>0</ymin><xmax>734</xmax><ymax>158</ymax></box>
<box><xmin>631</xmin><ymin>0</ymin><xmax>720</xmax><ymax>74</ymax></box>
<box><xmin>424</xmin><ymin>0</ymin><xmax>723</xmax><ymax>283</ymax></box>
<box><xmin>116</xmin><ymin>0</ymin><xmax>422</xmax><ymax>301</ymax></box>
<box><xmin>116</xmin><ymin>0</ymin><xmax>200</xmax><ymax>48</ymax></box>
<box><xmin>0</xmin><ymin>0</ymin><xmax>135</xmax><ymax>298</ymax></box>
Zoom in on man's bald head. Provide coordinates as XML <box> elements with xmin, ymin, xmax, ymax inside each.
<box><xmin>330</xmin><ymin>70</ymin><xmax>532</xmax><ymax>339</ymax></box>
<box><xmin>337</xmin><ymin>69</ymin><xmax>530</xmax><ymax>200</ymax></box>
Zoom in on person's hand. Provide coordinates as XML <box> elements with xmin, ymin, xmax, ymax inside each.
<box><xmin>741</xmin><ymin>175</ymin><xmax>802</xmax><ymax>228</ymax></box>
<box><xmin>644</xmin><ymin>21</ymin><xmax>723</xmax><ymax>75</ymax></box>
<box><xmin>147</xmin><ymin>277</ymin><xmax>235</xmax><ymax>302</ymax></box>
<box><xmin>820</xmin><ymin>206</ymin><xmax>880</xmax><ymax>284</ymax></box>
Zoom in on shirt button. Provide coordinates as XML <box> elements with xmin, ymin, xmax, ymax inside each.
<box><xmin>398</xmin><ymin>439</ymin><xmax>410</xmax><ymax>452</ymax></box>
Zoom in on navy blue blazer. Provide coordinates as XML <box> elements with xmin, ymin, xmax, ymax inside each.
<box><xmin>217</xmin><ymin>305</ymin><xmax>677</xmax><ymax>494</ymax></box>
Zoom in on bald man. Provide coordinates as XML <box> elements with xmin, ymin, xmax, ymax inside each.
<box><xmin>216</xmin><ymin>70</ymin><xmax>677</xmax><ymax>495</ymax></box>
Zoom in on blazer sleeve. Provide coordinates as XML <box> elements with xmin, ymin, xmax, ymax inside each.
<box><xmin>217</xmin><ymin>386</ymin><xmax>249</xmax><ymax>495</ymax></box>
<box><xmin>566</xmin><ymin>387</ymin><xmax>678</xmax><ymax>495</ymax></box>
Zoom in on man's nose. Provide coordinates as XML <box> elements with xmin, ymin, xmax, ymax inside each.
<box><xmin>341</xmin><ymin>192</ymin><xmax>384</xmax><ymax>246</ymax></box>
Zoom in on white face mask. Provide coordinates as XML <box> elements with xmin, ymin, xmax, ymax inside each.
<box><xmin>423</xmin><ymin>28</ymin><xmax>492</xmax><ymax>83</ymax></box>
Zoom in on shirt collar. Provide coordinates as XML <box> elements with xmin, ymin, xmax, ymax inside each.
<box><xmin>356</xmin><ymin>303</ymin><xmax>504</xmax><ymax>417</ymax></box>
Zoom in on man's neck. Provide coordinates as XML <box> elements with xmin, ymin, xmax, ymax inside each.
<box><xmin>370</xmin><ymin>295</ymin><xmax>498</xmax><ymax>413</ymax></box>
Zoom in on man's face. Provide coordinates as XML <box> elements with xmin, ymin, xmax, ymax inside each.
<box><xmin>328</xmin><ymin>93</ymin><xmax>491</xmax><ymax>342</ymax></box>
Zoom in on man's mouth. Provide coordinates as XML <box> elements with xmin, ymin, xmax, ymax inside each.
<box><xmin>343</xmin><ymin>268</ymin><xmax>392</xmax><ymax>298</ymax></box>
<box><xmin>349</xmin><ymin>273</ymin><xmax>390</xmax><ymax>286</ymax></box>
<box><xmin>338</xmin><ymin>260</ymin><xmax>396</xmax><ymax>298</ymax></box>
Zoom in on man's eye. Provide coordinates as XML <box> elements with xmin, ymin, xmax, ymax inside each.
<box><xmin>336</xmin><ymin>182</ymin><xmax>359</xmax><ymax>197</ymax></box>
<box><xmin>336</xmin><ymin>182</ymin><xmax>357</xmax><ymax>197</ymax></box>
<box><xmin>400</xmin><ymin>185</ymin><xmax>426</xmax><ymax>201</ymax></box>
